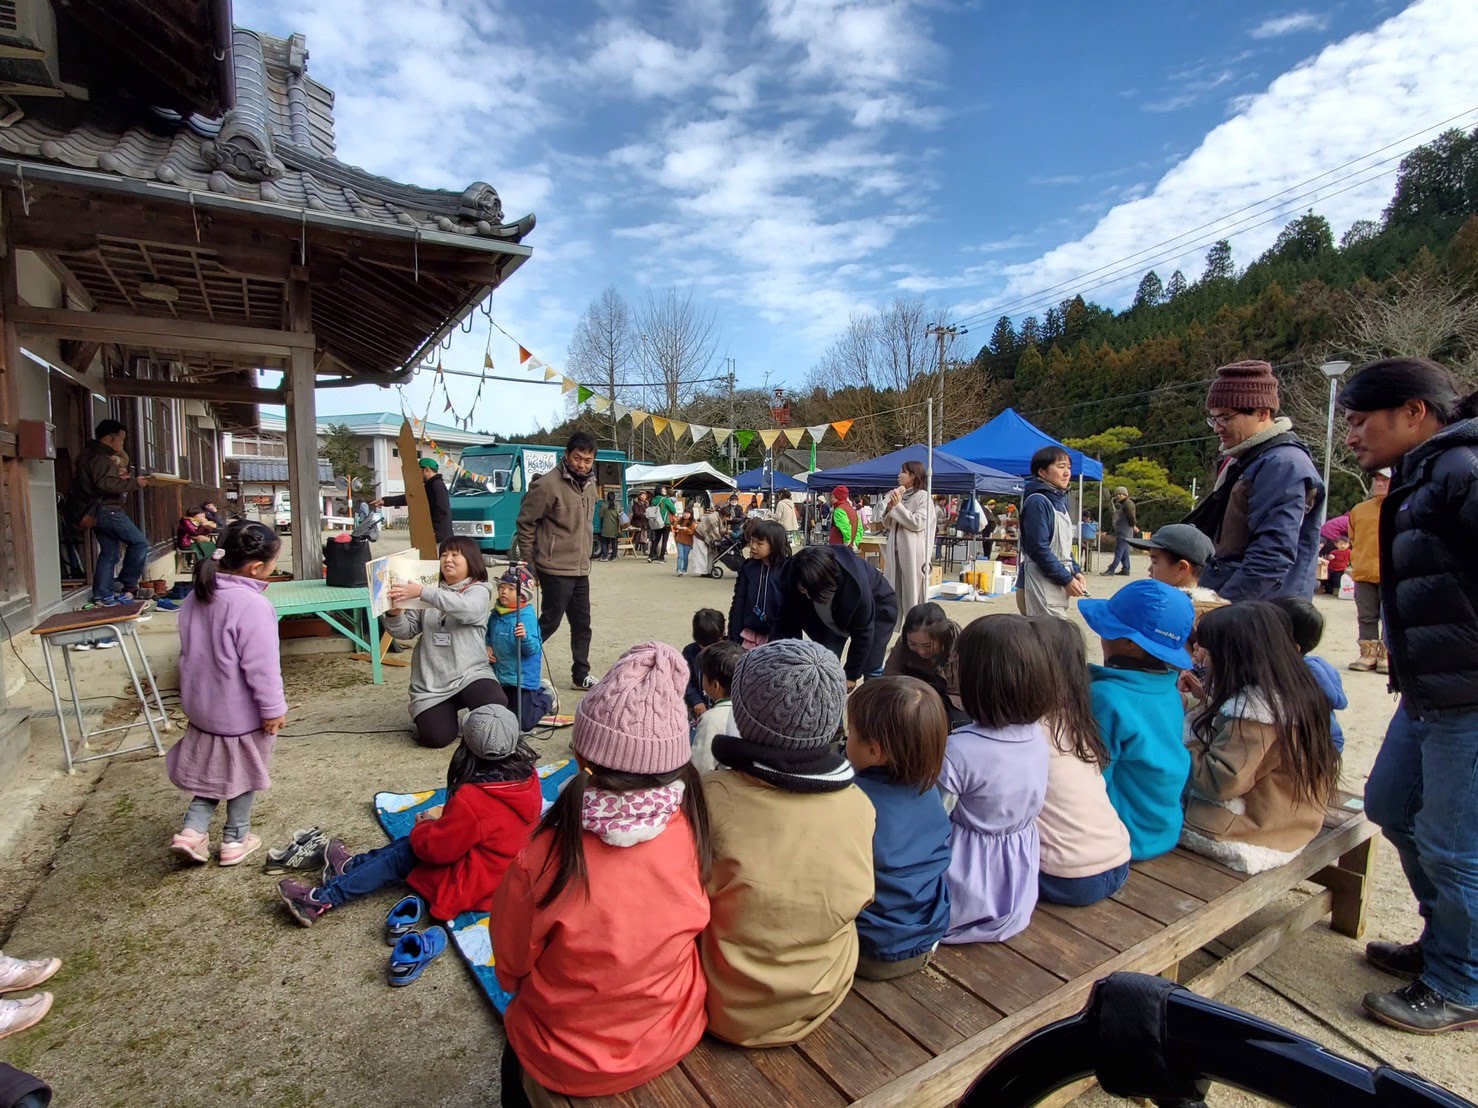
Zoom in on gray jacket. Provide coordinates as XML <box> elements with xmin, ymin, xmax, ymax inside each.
<box><xmin>383</xmin><ymin>580</ymin><xmax>495</xmax><ymax>720</ymax></box>
<box><xmin>1113</xmin><ymin>496</ymin><xmax>1137</xmax><ymax>539</ymax></box>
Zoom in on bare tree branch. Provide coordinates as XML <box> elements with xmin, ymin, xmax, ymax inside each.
<box><xmin>567</xmin><ymin>286</ymin><xmax>638</xmax><ymax>452</ymax></box>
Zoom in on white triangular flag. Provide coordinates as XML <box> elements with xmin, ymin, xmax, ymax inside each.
<box><xmin>612</xmin><ymin>403</ymin><xmax>629</xmax><ymax>420</ymax></box>
<box><xmin>807</xmin><ymin>423</ymin><xmax>829</xmax><ymax>445</ymax></box>
<box><xmin>688</xmin><ymin>424</ymin><xmax>710</xmax><ymax>444</ymax></box>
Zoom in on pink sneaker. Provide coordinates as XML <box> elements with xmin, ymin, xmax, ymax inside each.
<box><xmin>0</xmin><ymin>992</ymin><xmax>52</xmax><ymax>1039</ymax></box>
<box><xmin>218</xmin><ymin>833</ymin><xmax>261</xmax><ymax>867</ymax></box>
<box><xmin>0</xmin><ymin>953</ymin><xmax>60</xmax><ymax>995</ymax></box>
<box><xmin>170</xmin><ymin>828</ymin><xmax>210</xmax><ymax>864</ymax></box>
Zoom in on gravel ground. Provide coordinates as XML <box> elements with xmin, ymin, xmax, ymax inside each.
<box><xmin>0</xmin><ymin>548</ymin><xmax>1473</xmax><ymax>1106</ymax></box>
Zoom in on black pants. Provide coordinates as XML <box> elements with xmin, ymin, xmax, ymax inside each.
<box><xmin>501</xmin><ymin>1041</ymin><xmax>533</xmax><ymax>1108</ymax></box>
<box><xmin>537</xmin><ymin>571</ymin><xmax>592</xmax><ymax>682</ymax></box>
<box><xmin>501</xmin><ymin>684</ymin><xmax>554</xmax><ymax>731</ymax></box>
<box><xmin>411</xmin><ymin>679</ymin><xmax>506</xmax><ymax>748</ymax></box>
<box><xmin>598</xmin><ymin>536</ymin><xmax>617</xmax><ymax>559</ymax></box>
<box><xmin>651</xmin><ymin>527</ymin><xmax>671</xmax><ymax>560</ymax></box>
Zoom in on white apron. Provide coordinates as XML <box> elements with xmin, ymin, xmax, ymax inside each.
<box><xmin>1019</xmin><ymin>493</ymin><xmax>1075</xmax><ymax>619</ymax></box>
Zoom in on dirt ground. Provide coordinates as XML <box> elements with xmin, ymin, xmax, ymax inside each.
<box><xmin>0</xmin><ymin>546</ymin><xmax>1474</xmax><ymax>1106</ymax></box>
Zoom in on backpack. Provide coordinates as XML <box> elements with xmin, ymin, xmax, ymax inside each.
<box><xmin>645</xmin><ymin>505</ymin><xmax>665</xmax><ymax>529</ymax></box>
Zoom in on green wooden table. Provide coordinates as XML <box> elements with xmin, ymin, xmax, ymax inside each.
<box><xmin>266</xmin><ymin>580</ymin><xmax>382</xmax><ymax>684</ymax></box>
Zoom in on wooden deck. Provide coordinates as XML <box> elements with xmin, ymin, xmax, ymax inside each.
<box><xmin>529</xmin><ymin>796</ymin><xmax>1378</xmax><ymax>1108</ymax></box>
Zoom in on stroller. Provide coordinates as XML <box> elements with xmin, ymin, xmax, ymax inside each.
<box><xmin>705</xmin><ymin>531</ymin><xmax>747</xmax><ymax>579</ymax></box>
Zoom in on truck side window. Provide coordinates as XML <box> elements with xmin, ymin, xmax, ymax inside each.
<box><xmin>510</xmin><ymin>463</ymin><xmax>524</xmax><ymax>493</ymax></box>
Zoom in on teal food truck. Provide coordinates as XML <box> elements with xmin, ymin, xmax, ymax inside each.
<box><xmin>449</xmin><ymin>442</ymin><xmax>629</xmax><ymax>554</ymax></box>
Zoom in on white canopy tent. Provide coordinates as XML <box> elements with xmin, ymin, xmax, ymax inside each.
<box><xmin>625</xmin><ymin>462</ymin><xmax>737</xmax><ymax>490</ymax></box>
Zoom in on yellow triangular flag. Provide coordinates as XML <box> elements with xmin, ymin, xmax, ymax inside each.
<box><xmin>484</xmin><ymin>352</ymin><xmax>494</xmax><ymax>370</ymax></box>
<box><xmin>544</xmin><ymin>366</ymin><xmax>559</xmax><ymax>381</ymax></box>
<box><xmin>631</xmin><ymin>409</ymin><xmax>650</xmax><ymax>429</ymax></box>
<box><xmin>668</xmin><ymin>420</ymin><xmax>688</xmax><ymax>441</ymax></box>
<box><xmin>757</xmin><ymin>428</ymin><xmax>784</xmax><ymax>449</ymax></box>
<box><xmin>650</xmin><ymin>415</ymin><xmax>670</xmax><ymax>437</ymax></box>
<box><xmin>807</xmin><ymin>423</ymin><xmax>829</xmax><ymax>445</ymax></box>
<box><xmin>711</xmin><ymin>427</ymin><xmax>732</xmax><ymax>446</ymax></box>
<box><xmin>561</xmin><ymin>377</ymin><xmax>578</xmax><ymax>395</ymax></box>
<box><xmin>688</xmin><ymin>424</ymin><xmax>710</xmax><ymax>444</ymax></box>
<box><xmin>591</xmin><ymin>395</ymin><xmax>612</xmax><ymax>413</ymax></box>
<box><xmin>831</xmin><ymin>419</ymin><xmax>854</xmax><ymax>440</ymax></box>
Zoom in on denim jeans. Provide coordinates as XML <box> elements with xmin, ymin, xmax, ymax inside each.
<box><xmin>92</xmin><ymin>506</ymin><xmax>148</xmax><ymax>599</ymax></box>
<box><xmin>1364</xmin><ymin>700</ymin><xmax>1478</xmax><ymax>1004</ymax></box>
<box><xmin>676</xmin><ymin>543</ymin><xmax>690</xmax><ymax>573</ymax></box>
<box><xmin>1038</xmin><ymin>861</ymin><xmax>1131</xmax><ymax>907</ymax></box>
<box><xmin>320</xmin><ymin>836</ymin><xmax>418</xmax><ymax>909</ymax></box>
<box><xmin>1105</xmin><ymin>537</ymin><xmax>1132</xmax><ymax>574</ymax></box>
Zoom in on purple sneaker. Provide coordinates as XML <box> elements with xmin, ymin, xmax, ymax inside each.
<box><xmin>278</xmin><ymin>879</ymin><xmax>331</xmax><ymax>927</ymax></box>
<box><xmin>321</xmin><ymin>838</ymin><xmax>353</xmax><ymax>882</ymax></box>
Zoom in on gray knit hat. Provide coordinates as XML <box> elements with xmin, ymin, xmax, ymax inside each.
<box><xmin>731</xmin><ymin>639</ymin><xmax>847</xmax><ymax>749</ymax></box>
<box><xmin>460</xmin><ymin>704</ymin><xmax>520</xmax><ymax>760</ymax></box>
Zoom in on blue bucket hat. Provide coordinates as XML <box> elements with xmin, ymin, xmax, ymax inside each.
<box><xmin>1078</xmin><ymin>580</ymin><xmax>1195</xmax><ymax>670</ymax></box>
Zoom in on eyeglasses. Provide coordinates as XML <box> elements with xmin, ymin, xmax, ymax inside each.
<box><xmin>1205</xmin><ymin>412</ymin><xmax>1251</xmax><ymax>429</ymax></box>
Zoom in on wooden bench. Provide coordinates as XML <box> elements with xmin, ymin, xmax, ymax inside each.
<box><xmin>528</xmin><ymin>795</ymin><xmax>1378</xmax><ymax>1107</ymax></box>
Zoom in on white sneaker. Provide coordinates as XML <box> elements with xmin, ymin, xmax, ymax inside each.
<box><xmin>0</xmin><ymin>992</ymin><xmax>53</xmax><ymax>1039</ymax></box>
<box><xmin>0</xmin><ymin>952</ymin><xmax>60</xmax><ymax>995</ymax></box>
<box><xmin>572</xmin><ymin>674</ymin><xmax>598</xmax><ymax>691</ymax></box>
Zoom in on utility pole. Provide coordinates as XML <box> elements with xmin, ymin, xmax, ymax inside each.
<box><xmin>926</xmin><ymin>324</ymin><xmax>965</xmax><ymax>439</ymax></box>
<box><xmin>725</xmin><ymin>356</ymin><xmax>737</xmax><ymax>474</ymax></box>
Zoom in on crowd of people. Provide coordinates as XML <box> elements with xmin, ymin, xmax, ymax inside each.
<box><xmin>2</xmin><ymin>356</ymin><xmax>1475</xmax><ymax>1092</ymax></box>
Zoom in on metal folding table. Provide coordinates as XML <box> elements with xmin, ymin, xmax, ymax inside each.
<box><xmin>30</xmin><ymin>603</ymin><xmax>170</xmax><ymax>774</ymax></box>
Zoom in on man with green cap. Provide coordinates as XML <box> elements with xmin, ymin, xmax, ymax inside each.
<box><xmin>376</xmin><ymin>456</ymin><xmax>453</xmax><ymax>547</ymax></box>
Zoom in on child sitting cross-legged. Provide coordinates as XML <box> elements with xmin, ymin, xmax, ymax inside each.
<box><xmin>492</xmin><ymin>643</ymin><xmax>711</xmax><ymax>1104</ymax></box>
<box><xmin>845</xmin><ymin>676</ymin><xmax>952</xmax><ymax>979</ymax></box>
<box><xmin>486</xmin><ymin>566</ymin><xmax>552</xmax><ymax>733</ymax></box>
<box><xmin>1079</xmin><ymin>579</ymin><xmax>1195</xmax><ymax>862</ymax></box>
<box><xmin>1028</xmin><ymin>616</ymin><xmax>1132</xmax><ymax>906</ymax></box>
<box><xmin>277</xmin><ymin>704</ymin><xmax>541</xmax><ymax>926</ymax></box>
<box><xmin>939</xmin><ymin>615</ymin><xmax>1054</xmax><ymax>943</ymax></box>
<box><xmin>702</xmin><ymin>639</ymin><xmax>875</xmax><ymax>1046</ymax></box>
<box><xmin>1181</xmin><ymin>602</ymin><xmax>1339</xmax><ymax>875</ymax></box>
<box><xmin>691</xmin><ymin>640</ymin><xmax>742</xmax><ymax>774</ymax></box>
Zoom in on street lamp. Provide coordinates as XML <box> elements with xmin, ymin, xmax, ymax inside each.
<box><xmin>1319</xmin><ymin>359</ymin><xmax>1351</xmax><ymax>526</ymax></box>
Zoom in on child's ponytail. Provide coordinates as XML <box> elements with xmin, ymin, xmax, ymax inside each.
<box><xmin>192</xmin><ymin>519</ymin><xmax>281</xmax><ymax>602</ymax></box>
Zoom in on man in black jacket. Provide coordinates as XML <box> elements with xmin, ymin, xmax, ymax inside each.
<box><xmin>777</xmin><ymin>544</ymin><xmax>898</xmax><ymax>688</ymax></box>
<box><xmin>1340</xmin><ymin>357</ymin><xmax>1478</xmax><ymax>1035</ymax></box>
<box><xmin>375</xmin><ymin>456</ymin><xmax>452</xmax><ymax>548</ymax></box>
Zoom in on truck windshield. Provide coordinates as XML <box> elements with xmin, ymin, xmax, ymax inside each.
<box><xmin>452</xmin><ymin>455</ymin><xmax>513</xmax><ymax>495</ymax></box>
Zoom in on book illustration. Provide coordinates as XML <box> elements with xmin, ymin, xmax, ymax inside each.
<box><xmin>366</xmin><ymin>550</ymin><xmax>442</xmax><ymax>617</ymax></box>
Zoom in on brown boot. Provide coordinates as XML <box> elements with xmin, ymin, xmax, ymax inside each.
<box><xmin>1375</xmin><ymin>641</ymin><xmax>1389</xmax><ymax>674</ymax></box>
<box><xmin>1349</xmin><ymin>640</ymin><xmax>1378</xmax><ymax>672</ymax></box>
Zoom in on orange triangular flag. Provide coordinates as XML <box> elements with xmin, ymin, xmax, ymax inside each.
<box><xmin>831</xmin><ymin>419</ymin><xmax>854</xmax><ymax>440</ymax></box>
<box><xmin>519</xmin><ymin>346</ymin><xmax>532</xmax><ymax>364</ymax></box>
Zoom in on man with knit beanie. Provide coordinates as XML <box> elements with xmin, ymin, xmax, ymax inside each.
<box><xmin>700</xmin><ymin>640</ymin><xmax>875</xmax><ymax>1047</ymax></box>
<box><xmin>1184</xmin><ymin>359</ymin><xmax>1325</xmax><ymax>600</ymax></box>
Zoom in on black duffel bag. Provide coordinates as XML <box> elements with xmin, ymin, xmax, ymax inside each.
<box><xmin>324</xmin><ymin>536</ymin><xmax>373</xmax><ymax>589</ymax></box>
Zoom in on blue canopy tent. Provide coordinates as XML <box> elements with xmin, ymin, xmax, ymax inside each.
<box><xmin>941</xmin><ymin>407</ymin><xmax>1104</xmax><ymax>480</ymax></box>
<box><xmin>806</xmin><ymin>443</ymin><xmax>1023</xmax><ymax>496</ymax></box>
<box><xmin>736</xmin><ymin>467</ymin><xmax>808</xmax><ymax>493</ymax></box>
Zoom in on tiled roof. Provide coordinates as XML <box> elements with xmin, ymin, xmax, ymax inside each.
<box><xmin>0</xmin><ymin>28</ymin><xmax>533</xmax><ymax>246</ymax></box>
<box><xmin>235</xmin><ymin>459</ymin><xmax>335</xmax><ymax>483</ymax></box>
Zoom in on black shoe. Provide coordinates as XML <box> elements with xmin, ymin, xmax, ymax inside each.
<box><xmin>1363</xmin><ymin>980</ymin><xmax>1478</xmax><ymax>1034</ymax></box>
<box><xmin>1116</xmin><ymin>570</ymin><xmax>1131</xmax><ymax>576</ymax></box>
<box><xmin>1366</xmin><ymin>939</ymin><xmax>1424</xmax><ymax>978</ymax></box>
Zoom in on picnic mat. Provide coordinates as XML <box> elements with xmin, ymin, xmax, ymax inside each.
<box><xmin>538</xmin><ymin>713</ymin><xmax>575</xmax><ymax>729</ymax></box>
<box><xmin>373</xmin><ymin>759</ymin><xmax>579</xmax><ymax>1013</ymax></box>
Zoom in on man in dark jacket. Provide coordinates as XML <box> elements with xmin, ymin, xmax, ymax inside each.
<box><xmin>376</xmin><ymin>456</ymin><xmax>452</xmax><ymax>548</ymax></box>
<box><xmin>1184</xmin><ymin>360</ymin><xmax>1325</xmax><ymax>600</ymax></box>
<box><xmin>1339</xmin><ymin>357</ymin><xmax>1478</xmax><ymax>1035</ymax></box>
<box><xmin>71</xmin><ymin>419</ymin><xmax>150</xmax><ymax>604</ymax></box>
<box><xmin>776</xmin><ymin>544</ymin><xmax>898</xmax><ymax>687</ymax></box>
<box><xmin>1103</xmin><ymin>486</ymin><xmax>1137</xmax><ymax>575</ymax></box>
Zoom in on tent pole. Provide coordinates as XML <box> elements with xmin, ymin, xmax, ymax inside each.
<box><xmin>1096</xmin><ymin>480</ymin><xmax>1103</xmax><ymax>574</ymax></box>
<box><xmin>927</xmin><ymin>399</ymin><xmax>936</xmax><ymax>583</ymax></box>
<box><xmin>1077</xmin><ymin>473</ymin><xmax>1084</xmax><ymax>572</ymax></box>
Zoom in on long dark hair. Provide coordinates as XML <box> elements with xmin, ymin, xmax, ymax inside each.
<box><xmin>533</xmin><ymin>761</ymin><xmax>711</xmax><ymax>909</ymax></box>
<box><xmin>901</xmin><ymin>602</ymin><xmax>959</xmax><ymax>670</ymax></box>
<box><xmin>1338</xmin><ymin>356</ymin><xmax>1478</xmax><ymax>423</ymax></box>
<box><xmin>446</xmin><ymin>739</ymin><xmax>538</xmax><ymax>802</ymax></box>
<box><xmin>900</xmin><ymin>459</ymin><xmax>927</xmax><ymax>489</ymax></box>
<box><xmin>956</xmin><ymin>614</ymin><xmax>1055</xmax><ymax>727</ymax></box>
<box><xmin>192</xmin><ymin>519</ymin><xmax>280</xmax><ymax>602</ymax></box>
<box><xmin>1029</xmin><ymin>616</ymin><xmax>1108</xmax><ymax>768</ymax></box>
<box><xmin>849</xmin><ymin>676</ymin><xmax>948</xmax><ymax>794</ymax></box>
<box><xmin>1191</xmin><ymin>603</ymin><xmax>1338</xmax><ymax>807</ymax></box>
<box><xmin>439</xmin><ymin>535</ymin><xmax>487</xmax><ymax>584</ymax></box>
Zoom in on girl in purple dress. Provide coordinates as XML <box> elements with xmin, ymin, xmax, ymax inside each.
<box><xmin>938</xmin><ymin>615</ymin><xmax>1054</xmax><ymax>943</ymax></box>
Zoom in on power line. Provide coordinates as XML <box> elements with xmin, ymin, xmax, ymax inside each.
<box><xmin>950</xmin><ymin>104</ymin><xmax>1478</xmax><ymax>332</ymax></box>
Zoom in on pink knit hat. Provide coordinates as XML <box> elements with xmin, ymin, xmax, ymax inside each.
<box><xmin>571</xmin><ymin>642</ymin><xmax>691</xmax><ymax>774</ymax></box>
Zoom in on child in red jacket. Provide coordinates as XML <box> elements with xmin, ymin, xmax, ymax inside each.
<box><xmin>277</xmin><ymin>705</ymin><xmax>541</xmax><ymax>925</ymax></box>
<box><xmin>493</xmin><ymin>642</ymin><xmax>712</xmax><ymax>1103</ymax></box>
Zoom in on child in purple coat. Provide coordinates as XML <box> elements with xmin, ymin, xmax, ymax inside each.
<box><xmin>166</xmin><ymin>521</ymin><xmax>287</xmax><ymax>868</ymax></box>
<box><xmin>938</xmin><ymin>615</ymin><xmax>1055</xmax><ymax>943</ymax></box>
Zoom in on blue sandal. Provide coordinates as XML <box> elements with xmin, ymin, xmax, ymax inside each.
<box><xmin>388</xmin><ymin>926</ymin><xmax>447</xmax><ymax>987</ymax></box>
<box><xmin>384</xmin><ymin>895</ymin><xmax>426</xmax><ymax>944</ymax></box>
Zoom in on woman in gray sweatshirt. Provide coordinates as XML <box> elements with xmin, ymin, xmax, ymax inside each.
<box><xmin>384</xmin><ymin>536</ymin><xmax>504</xmax><ymax>747</ymax></box>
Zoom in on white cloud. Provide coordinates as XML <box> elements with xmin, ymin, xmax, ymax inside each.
<box><xmin>1251</xmin><ymin>11</ymin><xmax>1330</xmax><ymax>38</ymax></box>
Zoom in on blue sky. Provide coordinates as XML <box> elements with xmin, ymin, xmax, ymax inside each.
<box><xmin>236</xmin><ymin>0</ymin><xmax>1477</xmax><ymax>436</ymax></box>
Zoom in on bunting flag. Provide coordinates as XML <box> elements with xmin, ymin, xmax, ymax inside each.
<box><xmin>591</xmin><ymin>395</ymin><xmax>612</xmax><ymax>413</ymax></box>
<box><xmin>561</xmin><ymin>377</ymin><xmax>578</xmax><ymax>395</ymax></box>
<box><xmin>519</xmin><ymin>346</ymin><xmax>532</xmax><ymax>364</ymax></box>
<box><xmin>484</xmin><ymin>352</ymin><xmax>494</xmax><ymax>370</ymax></box>
<box><xmin>711</xmin><ymin>427</ymin><xmax>732</xmax><ymax>447</ymax></box>
<box><xmin>735</xmin><ymin>430</ymin><xmax>756</xmax><ymax>452</ymax></box>
<box><xmin>612</xmin><ymin>402</ymin><xmax>630</xmax><ymax>420</ymax></box>
<box><xmin>757</xmin><ymin>428</ymin><xmax>785</xmax><ymax>450</ymax></box>
<box><xmin>631</xmin><ymin>409</ymin><xmax>650</xmax><ymax>429</ymax></box>
<box><xmin>577</xmin><ymin>384</ymin><xmax>593</xmax><ymax>404</ymax></box>
<box><xmin>688</xmin><ymin>424</ymin><xmax>710</xmax><ymax>444</ymax></box>
<box><xmin>650</xmin><ymin>415</ymin><xmax>670</xmax><ymax>437</ymax></box>
<box><xmin>544</xmin><ymin>366</ymin><xmax>559</xmax><ymax>382</ymax></box>
<box><xmin>436</xmin><ymin>359</ymin><xmax>444</xmax><ymax>375</ymax></box>
<box><xmin>807</xmin><ymin>423</ymin><xmax>829</xmax><ymax>445</ymax></box>
<box><xmin>668</xmin><ymin>419</ymin><xmax>689</xmax><ymax>441</ymax></box>
<box><xmin>831</xmin><ymin>419</ymin><xmax>854</xmax><ymax>440</ymax></box>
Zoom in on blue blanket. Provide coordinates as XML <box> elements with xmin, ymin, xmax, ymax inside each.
<box><xmin>373</xmin><ymin>759</ymin><xmax>578</xmax><ymax>1013</ymax></box>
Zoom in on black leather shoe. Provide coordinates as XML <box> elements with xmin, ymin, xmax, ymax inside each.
<box><xmin>1363</xmin><ymin>980</ymin><xmax>1478</xmax><ymax>1034</ymax></box>
<box><xmin>1366</xmin><ymin>939</ymin><xmax>1424</xmax><ymax>978</ymax></box>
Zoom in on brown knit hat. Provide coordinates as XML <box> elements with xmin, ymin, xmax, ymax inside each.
<box><xmin>1207</xmin><ymin>360</ymin><xmax>1279</xmax><ymax>412</ymax></box>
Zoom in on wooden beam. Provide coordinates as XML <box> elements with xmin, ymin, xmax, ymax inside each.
<box><xmin>284</xmin><ymin>278</ymin><xmax>322</xmax><ymax>581</ymax></box>
<box><xmin>104</xmin><ymin>376</ymin><xmax>284</xmax><ymax>406</ymax></box>
<box><xmin>61</xmin><ymin>340</ymin><xmax>101</xmax><ymax>376</ymax></box>
<box><xmin>1185</xmin><ymin>888</ymin><xmax>1334</xmax><ymax>999</ymax></box>
<box><xmin>8</xmin><ymin>304</ymin><xmax>314</xmax><ymax>357</ymax></box>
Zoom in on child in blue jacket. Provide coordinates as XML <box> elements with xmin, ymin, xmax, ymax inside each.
<box><xmin>1078</xmin><ymin>580</ymin><xmax>1194</xmax><ymax>861</ymax></box>
<box><xmin>486</xmin><ymin>566</ymin><xmax>550</xmax><ymax>732</ymax></box>
<box><xmin>1271</xmin><ymin>597</ymin><xmax>1347</xmax><ymax>753</ymax></box>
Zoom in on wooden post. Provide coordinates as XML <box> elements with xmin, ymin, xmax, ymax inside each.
<box><xmin>0</xmin><ymin>207</ymin><xmax>36</xmax><ymax>618</ymax></box>
<box><xmin>284</xmin><ymin>274</ymin><xmax>322</xmax><ymax>580</ymax></box>
<box><xmin>1312</xmin><ymin>837</ymin><xmax>1377</xmax><ymax>939</ymax></box>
